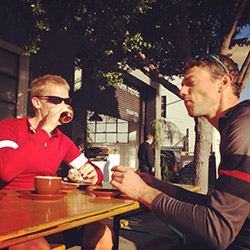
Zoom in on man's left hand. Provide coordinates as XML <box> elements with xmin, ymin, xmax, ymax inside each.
<box><xmin>111</xmin><ymin>166</ymin><xmax>161</xmax><ymax>209</ymax></box>
<box><xmin>111</xmin><ymin>166</ymin><xmax>149</xmax><ymax>200</ymax></box>
<box><xmin>79</xmin><ymin>163</ymin><xmax>98</xmax><ymax>185</ymax></box>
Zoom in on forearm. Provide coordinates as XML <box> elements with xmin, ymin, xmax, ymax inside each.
<box><xmin>146</xmin><ymin>177</ymin><xmax>176</xmax><ymax>196</ymax></box>
<box><xmin>139</xmin><ymin>173</ymin><xmax>208</xmax><ymax>205</ymax></box>
<box><xmin>138</xmin><ymin>185</ymin><xmax>162</xmax><ymax>209</ymax></box>
<box><xmin>152</xmin><ymin>191</ymin><xmax>249</xmax><ymax>249</ymax></box>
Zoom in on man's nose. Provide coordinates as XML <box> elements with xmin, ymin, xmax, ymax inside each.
<box><xmin>179</xmin><ymin>86</ymin><xmax>187</xmax><ymax>97</ymax></box>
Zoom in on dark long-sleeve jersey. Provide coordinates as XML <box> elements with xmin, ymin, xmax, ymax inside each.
<box><xmin>151</xmin><ymin>100</ymin><xmax>250</xmax><ymax>250</ymax></box>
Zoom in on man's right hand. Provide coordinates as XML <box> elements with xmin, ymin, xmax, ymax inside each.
<box><xmin>111</xmin><ymin>166</ymin><xmax>161</xmax><ymax>209</ymax></box>
<box><xmin>39</xmin><ymin>104</ymin><xmax>71</xmax><ymax>135</ymax></box>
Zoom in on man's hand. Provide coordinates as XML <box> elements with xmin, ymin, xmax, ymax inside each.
<box><xmin>68</xmin><ymin>163</ymin><xmax>98</xmax><ymax>185</ymax></box>
<box><xmin>79</xmin><ymin>163</ymin><xmax>98</xmax><ymax>185</ymax></box>
<box><xmin>111</xmin><ymin>166</ymin><xmax>161</xmax><ymax>208</ymax></box>
<box><xmin>39</xmin><ymin>104</ymin><xmax>71</xmax><ymax>134</ymax></box>
<box><xmin>111</xmin><ymin>166</ymin><xmax>147</xmax><ymax>200</ymax></box>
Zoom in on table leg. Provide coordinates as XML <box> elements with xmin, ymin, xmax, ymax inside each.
<box><xmin>113</xmin><ymin>215</ymin><xmax>121</xmax><ymax>250</ymax></box>
<box><xmin>112</xmin><ymin>206</ymin><xmax>150</xmax><ymax>250</ymax></box>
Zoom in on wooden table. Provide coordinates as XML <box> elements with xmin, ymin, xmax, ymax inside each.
<box><xmin>112</xmin><ymin>183</ymin><xmax>200</xmax><ymax>249</ymax></box>
<box><xmin>0</xmin><ymin>188</ymin><xmax>139</xmax><ymax>249</ymax></box>
<box><xmin>172</xmin><ymin>183</ymin><xmax>201</xmax><ymax>192</ymax></box>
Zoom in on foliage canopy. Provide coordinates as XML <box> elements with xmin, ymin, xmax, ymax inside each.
<box><xmin>2</xmin><ymin>0</ymin><xmax>250</xmax><ymax>90</ymax></box>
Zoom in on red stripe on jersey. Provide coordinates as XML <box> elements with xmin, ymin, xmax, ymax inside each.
<box><xmin>219</xmin><ymin>169</ymin><xmax>250</xmax><ymax>183</ymax></box>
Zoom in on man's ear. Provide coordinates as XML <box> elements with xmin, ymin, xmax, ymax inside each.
<box><xmin>31</xmin><ymin>97</ymin><xmax>41</xmax><ymax>110</ymax></box>
<box><xmin>219</xmin><ymin>74</ymin><xmax>233</xmax><ymax>92</ymax></box>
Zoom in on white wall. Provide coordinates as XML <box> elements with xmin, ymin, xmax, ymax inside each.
<box><xmin>161</xmin><ymin>77</ymin><xmax>222</xmax><ymax>174</ymax></box>
<box><xmin>161</xmin><ymin>77</ymin><xmax>195</xmax><ymax>152</ymax></box>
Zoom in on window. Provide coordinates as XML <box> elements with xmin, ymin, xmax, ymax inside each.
<box><xmin>161</xmin><ymin>95</ymin><xmax>167</xmax><ymax>118</ymax></box>
<box><xmin>0</xmin><ymin>48</ymin><xmax>19</xmax><ymax>120</ymax></box>
<box><xmin>88</xmin><ymin>112</ymin><xmax>129</xmax><ymax>143</ymax></box>
<box><xmin>0</xmin><ymin>40</ymin><xmax>29</xmax><ymax>121</ymax></box>
<box><xmin>74</xmin><ymin>67</ymin><xmax>82</xmax><ymax>91</ymax></box>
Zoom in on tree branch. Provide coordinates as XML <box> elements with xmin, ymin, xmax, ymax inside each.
<box><xmin>239</xmin><ymin>50</ymin><xmax>250</xmax><ymax>93</ymax></box>
<box><xmin>220</xmin><ymin>0</ymin><xmax>247</xmax><ymax>54</ymax></box>
<box><xmin>122</xmin><ymin>27</ymin><xmax>182</xmax><ymax>98</ymax></box>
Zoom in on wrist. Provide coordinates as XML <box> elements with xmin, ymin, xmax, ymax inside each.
<box><xmin>40</xmin><ymin>125</ymin><xmax>54</xmax><ymax>135</ymax></box>
<box><xmin>138</xmin><ymin>185</ymin><xmax>161</xmax><ymax>209</ymax></box>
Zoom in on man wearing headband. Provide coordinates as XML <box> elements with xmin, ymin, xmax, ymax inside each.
<box><xmin>111</xmin><ymin>54</ymin><xmax>250</xmax><ymax>249</ymax></box>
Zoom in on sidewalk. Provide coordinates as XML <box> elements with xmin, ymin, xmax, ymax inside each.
<box><xmin>67</xmin><ymin>212</ymin><xmax>182</xmax><ymax>250</ymax></box>
<box><xmin>116</xmin><ymin>212</ymin><xmax>182</xmax><ymax>250</ymax></box>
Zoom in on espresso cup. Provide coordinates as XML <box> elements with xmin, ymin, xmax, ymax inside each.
<box><xmin>59</xmin><ymin>106</ymin><xmax>73</xmax><ymax>124</ymax></box>
<box><xmin>34</xmin><ymin>176</ymin><xmax>62</xmax><ymax>195</ymax></box>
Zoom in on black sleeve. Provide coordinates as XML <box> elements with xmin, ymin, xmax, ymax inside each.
<box><xmin>139</xmin><ymin>172</ymin><xmax>209</xmax><ymax>205</ymax></box>
<box><xmin>152</xmin><ymin>190</ymin><xmax>250</xmax><ymax>249</ymax></box>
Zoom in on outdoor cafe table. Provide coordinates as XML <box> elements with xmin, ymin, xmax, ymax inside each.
<box><xmin>0</xmin><ymin>188</ymin><xmax>140</xmax><ymax>249</ymax></box>
<box><xmin>113</xmin><ymin>183</ymin><xmax>200</xmax><ymax>249</ymax></box>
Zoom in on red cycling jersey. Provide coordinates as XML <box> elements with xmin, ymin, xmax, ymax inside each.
<box><xmin>0</xmin><ymin>117</ymin><xmax>103</xmax><ymax>190</ymax></box>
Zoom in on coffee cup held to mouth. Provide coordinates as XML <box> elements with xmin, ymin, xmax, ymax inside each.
<box><xmin>59</xmin><ymin>106</ymin><xmax>73</xmax><ymax>124</ymax></box>
<box><xmin>34</xmin><ymin>176</ymin><xmax>62</xmax><ymax>194</ymax></box>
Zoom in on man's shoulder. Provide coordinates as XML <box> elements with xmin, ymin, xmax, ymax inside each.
<box><xmin>139</xmin><ymin>142</ymin><xmax>153</xmax><ymax>153</ymax></box>
<box><xmin>219</xmin><ymin>100</ymin><xmax>250</xmax><ymax>131</ymax></box>
<box><xmin>229</xmin><ymin>100</ymin><xmax>250</xmax><ymax>117</ymax></box>
<box><xmin>0</xmin><ymin>117</ymin><xmax>28</xmax><ymax>127</ymax></box>
<box><xmin>139</xmin><ymin>141</ymin><xmax>149</xmax><ymax>148</ymax></box>
<box><xmin>230</xmin><ymin>101</ymin><xmax>250</xmax><ymax>129</ymax></box>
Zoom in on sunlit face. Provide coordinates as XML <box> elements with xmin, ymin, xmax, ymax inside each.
<box><xmin>180</xmin><ymin>66</ymin><xmax>221</xmax><ymax>119</ymax></box>
<box><xmin>34</xmin><ymin>84</ymin><xmax>70</xmax><ymax>118</ymax></box>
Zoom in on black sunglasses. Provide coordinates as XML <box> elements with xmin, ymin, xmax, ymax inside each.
<box><xmin>35</xmin><ymin>96</ymin><xmax>72</xmax><ymax>105</ymax></box>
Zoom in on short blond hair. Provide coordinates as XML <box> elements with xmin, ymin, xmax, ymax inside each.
<box><xmin>30</xmin><ymin>74</ymin><xmax>70</xmax><ymax>98</ymax></box>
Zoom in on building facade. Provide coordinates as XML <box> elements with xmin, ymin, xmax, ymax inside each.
<box><xmin>0</xmin><ymin>32</ymin><xmax>161</xmax><ymax>178</ymax></box>
<box><xmin>71</xmin><ymin>69</ymin><xmax>161</xmax><ymax>176</ymax></box>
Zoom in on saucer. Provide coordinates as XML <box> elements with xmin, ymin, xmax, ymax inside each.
<box><xmin>25</xmin><ymin>191</ymin><xmax>67</xmax><ymax>201</ymax></box>
<box><xmin>60</xmin><ymin>182</ymin><xmax>80</xmax><ymax>191</ymax></box>
<box><xmin>89</xmin><ymin>188</ymin><xmax>121</xmax><ymax>197</ymax></box>
<box><xmin>77</xmin><ymin>183</ymin><xmax>94</xmax><ymax>190</ymax></box>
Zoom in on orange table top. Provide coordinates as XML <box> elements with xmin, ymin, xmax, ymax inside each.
<box><xmin>0</xmin><ymin>188</ymin><xmax>139</xmax><ymax>248</ymax></box>
<box><xmin>172</xmin><ymin>183</ymin><xmax>201</xmax><ymax>192</ymax></box>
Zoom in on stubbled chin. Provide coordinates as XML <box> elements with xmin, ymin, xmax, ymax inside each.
<box><xmin>185</xmin><ymin>106</ymin><xmax>196</xmax><ymax>117</ymax></box>
<box><xmin>184</xmin><ymin>103</ymin><xmax>193</xmax><ymax>114</ymax></box>
<box><xmin>187</xmin><ymin>111</ymin><xmax>195</xmax><ymax>117</ymax></box>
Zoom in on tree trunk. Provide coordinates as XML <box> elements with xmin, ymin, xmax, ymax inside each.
<box><xmin>155</xmin><ymin>146</ymin><xmax>161</xmax><ymax>180</ymax></box>
<box><xmin>194</xmin><ymin>117</ymin><xmax>213</xmax><ymax>194</ymax></box>
<box><xmin>220</xmin><ymin>0</ymin><xmax>247</xmax><ymax>53</ymax></box>
<box><xmin>121</xmin><ymin>3</ymin><xmax>249</xmax><ymax>191</ymax></box>
<box><xmin>239</xmin><ymin>50</ymin><xmax>250</xmax><ymax>93</ymax></box>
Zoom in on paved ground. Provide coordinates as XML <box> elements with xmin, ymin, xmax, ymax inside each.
<box><xmin>66</xmin><ymin>212</ymin><xmax>182</xmax><ymax>250</ymax></box>
<box><xmin>114</xmin><ymin>212</ymin><xmax>182</xmax><ymax>250</ymax></box>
